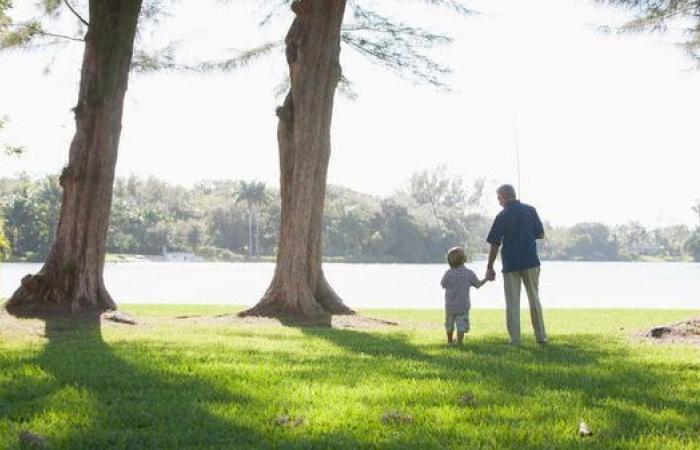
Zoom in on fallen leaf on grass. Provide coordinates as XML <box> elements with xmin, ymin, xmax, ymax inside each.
<box><xmin>19</xmin><ymin>430</ymin><xmax>45</xmax><ymax>448</ymax></box>
<box><xmin>382</xmin><ymin>410</ymin><xmax>413</xmax><ymax>425</ymax></box>
<box><xmin>274</xmin><ymin>415</ymin><xmax>304</xmax><ymax>427</ymax></box>
<box><xmin>457</xmin><ymin>393</ymin><xmax>478</xmax><ymax>407</ymax></box>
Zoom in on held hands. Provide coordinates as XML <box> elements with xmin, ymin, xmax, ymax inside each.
<box><xmin>485</xmin><ymin>267</ymin><xmax>496</xmax><ymax>282</ymax></box>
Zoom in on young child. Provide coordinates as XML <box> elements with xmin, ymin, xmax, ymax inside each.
<box><xmin>440</xmin><ymin>246</ymin><xmax>488</xmax><ymax>345</ymax></box>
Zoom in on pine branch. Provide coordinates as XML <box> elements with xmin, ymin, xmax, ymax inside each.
<box><xmin>38</xmin><ymin>30</ymin><xmax>84</xmax><ymax>43</ymax></box>
<box><xmin>62</xmin><ymin>0</ymin><xmax>88</xmax><ymax>27</ymax></box>
<box><xmin>1</xmin><ymin>20</ymin><xmax>44</xmax><ymax>48</ymax></box>
<box><xmin>131</xmin><ymin>45</ymin><xmax>178</xmax><ymax>72</ymax></box>
<box><xmin>253</xmin><ymin>0</ymin><xmax>471</xmax><ymax>90</ymax></box>
<box><xmin>338</xmin><ymin>75</ymin><xmax>358</xmax><ymax>101</ymax></box>
<box><xmin>3</xmin><ymin>144</ymin><xmax>25</xmax><ymax>156</ymax></box>
<box><xmin>409</xmin><ymin>0</ymin><xmax>475</xmax><ymax>16</ymax></box>
<box><xmin>341</xmin><ymin>3</ymin><xmax>454</xmax><ymax>88</ymax></box>
<box><xmin>599</xmin><ymin>0</ymin><xmax>700</xmax><ymax>66</ymax></box>
<box><xmin>196</xmin><ymin>41</ymin><xmax>284</xmax><ymax>73</ymax></box>
<box><xmin>257</xmin><ymin>0</ymin><xmax>290</xmax><ymax>27</ymax></box>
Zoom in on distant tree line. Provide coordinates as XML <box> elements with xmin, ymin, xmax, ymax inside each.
<box><xmin>540</xmin><ymin>221</ymin><xmax>699</xmax><ymax>262</ymax></box>
<box><xmin>1</xmin><ymin>172</ymin><xmax>699</xmax><ymax>263</ymax></box>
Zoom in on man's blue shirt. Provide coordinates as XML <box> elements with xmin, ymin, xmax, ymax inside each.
<box><xmin>486</xmin><ymin>200</ymin><xmax>544</xmax><ymax>273</ymax></box>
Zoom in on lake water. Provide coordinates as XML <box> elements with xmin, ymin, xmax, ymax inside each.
<box><xmin>1</xmin><ymin>261</ymin><xmax>698</xmax><ymax>309</ymax></box>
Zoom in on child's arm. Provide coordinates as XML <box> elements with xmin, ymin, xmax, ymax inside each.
<box><xmin>440</xmin><ymin>271</ymin><xmax>450</xmax><ymax>289</ymax></box>
<box><xmin>470</xmin><ymin>271</ymin><xmax>488</xmax><ymax>289</ymax></box>
<box><xmin>473</xmin><ymin>278</ymin><xmax>488</xmax><ymax>289</ymax></box>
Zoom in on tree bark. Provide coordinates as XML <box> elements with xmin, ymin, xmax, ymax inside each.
<box><xmin>241</xmin><ymin>0</ymin><xmax>354</xmax><ymax>320</ymax></box>
<box><xmin>5</xmin><ymin>0</ymin><xmax>142</xmax><ymax>317</ymax></box>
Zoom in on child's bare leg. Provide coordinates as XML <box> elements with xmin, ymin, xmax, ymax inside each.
<box><xmin>445</xmin><ymin>313</ymin><xmax>455</xmax><ymax>344</ymax></box>
<box><xmin>457</xmin><ymin>331</ymin><xmax>465</xmax><ymax>344</ymax></box>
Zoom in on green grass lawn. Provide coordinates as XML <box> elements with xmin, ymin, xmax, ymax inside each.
<box><xmin>1</xmin><ymin>307</ymin><xmax>699</xmax><ymax>449</ymax></box>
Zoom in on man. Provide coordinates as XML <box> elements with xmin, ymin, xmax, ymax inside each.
<box><xmin>486</xmin><ymin>184</ymin><xmax>548</xmax><ymax>345</ymax></box>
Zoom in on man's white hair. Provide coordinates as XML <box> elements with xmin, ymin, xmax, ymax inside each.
<box><xmin>497</xmin><ymin>184</ymin><xmax>517</xmax><ymax>201</ymax></box>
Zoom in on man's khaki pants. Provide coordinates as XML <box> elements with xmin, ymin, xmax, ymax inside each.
<box><xmin>503</xmin><ymin>267</ymin><xmax>548</xmax><ymax>344</ymax></box>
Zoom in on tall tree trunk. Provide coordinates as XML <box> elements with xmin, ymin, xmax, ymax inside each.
<box><xmin>5</xmin><ymin>0</ymin><xmax>142</xmax><ymax>317</ymax></box>
<box><xmin>241</xmin><ymin>0</ymin><xmax>353</xmax><ymax>320</ymax></box>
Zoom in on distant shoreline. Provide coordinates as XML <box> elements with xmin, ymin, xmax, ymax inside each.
<box><xmin>2</xmin><ymin>254</ymin><xmax>695</xmax><ymax>264</ymax></box>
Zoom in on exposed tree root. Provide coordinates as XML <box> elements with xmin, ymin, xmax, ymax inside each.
<box><xmin>240</xmin><ymin>275</ymin><xmax>354</xmax><ymax>324</ymax></box>
<box><xmin>5</xmin><ymin>272</ymin><xmax>115</xmax><ymax>319</ymax></box>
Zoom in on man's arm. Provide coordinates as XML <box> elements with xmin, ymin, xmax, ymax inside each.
<box><xmin>486</xmin><ymin>243</ymin><xmax>499</xmax><ymax>281</ymax></box>
<box><xmin>533</xmin><ymin>208</ymin><xmax>545</xmax><ymax>240</ymax></box>
<box><xmin>485</xmin><ymin>214</ymin><xmax>503</xmax><ymax>281</ymax></box>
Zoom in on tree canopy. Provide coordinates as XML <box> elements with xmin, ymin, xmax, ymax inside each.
<box><xmin>0</xmin><ymin>116</ymin><xmax>24</xmax><ymax>157</ymax></box>
<box><xmin>202</xmin><ymin>0</ymin><xmax>474</xmax><ymax>90</ymax></box>
<box><xmin>0</xmin><ymin>218</ymin><xmax>10</xmax><ymax>260</ymax></box>
<box><xmin>601</xmin><ymin>0</ymin><xmax>700</xmax><ymax>63</ymax></box>
<box><xmin>0</xmin><ymin>0</ymin><xmax>167</xmax><ymax>70</ymax></box>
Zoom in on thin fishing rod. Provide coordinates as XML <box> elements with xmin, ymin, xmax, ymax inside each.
<box><xmin>513</xmin><ymin>117</ymin><xmax>522</xmax><ymax>198</ymax></box>
<box><xmin>427</xmin><ymin>188</ymin><xmax>449</xmax><ymax>253</ymax></box>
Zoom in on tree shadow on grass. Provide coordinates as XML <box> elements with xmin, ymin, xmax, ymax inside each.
<box><xmin>3</xmin><ymin>314</ymin><xmax>698</xmax><ymax>449</ymax></box>
<box><xmin>298</xmin><ymin>327</ymin><xmax>700</xmax><ymax>449</ymax></box>
<box><xmin>2</xmin><ymin>315</ymin><xmax>265</xmax><ymax>449</ymax></box>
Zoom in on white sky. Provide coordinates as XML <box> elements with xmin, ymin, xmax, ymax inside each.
<box><xmin>0</xmin><ymin>0</ymin><xmax>699</xmax><ymax>227</ymax></box>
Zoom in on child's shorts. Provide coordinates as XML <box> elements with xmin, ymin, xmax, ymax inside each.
<box><xmin>445</xmin><ymin>312</ymin><xmax>470</xmax><ymax>333</ymax></box>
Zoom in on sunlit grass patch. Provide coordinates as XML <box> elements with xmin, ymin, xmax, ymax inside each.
<box><xmin>0</xmin><ymin>306</ymin><xmax>698</xmax><ymax>449</ymax></box>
